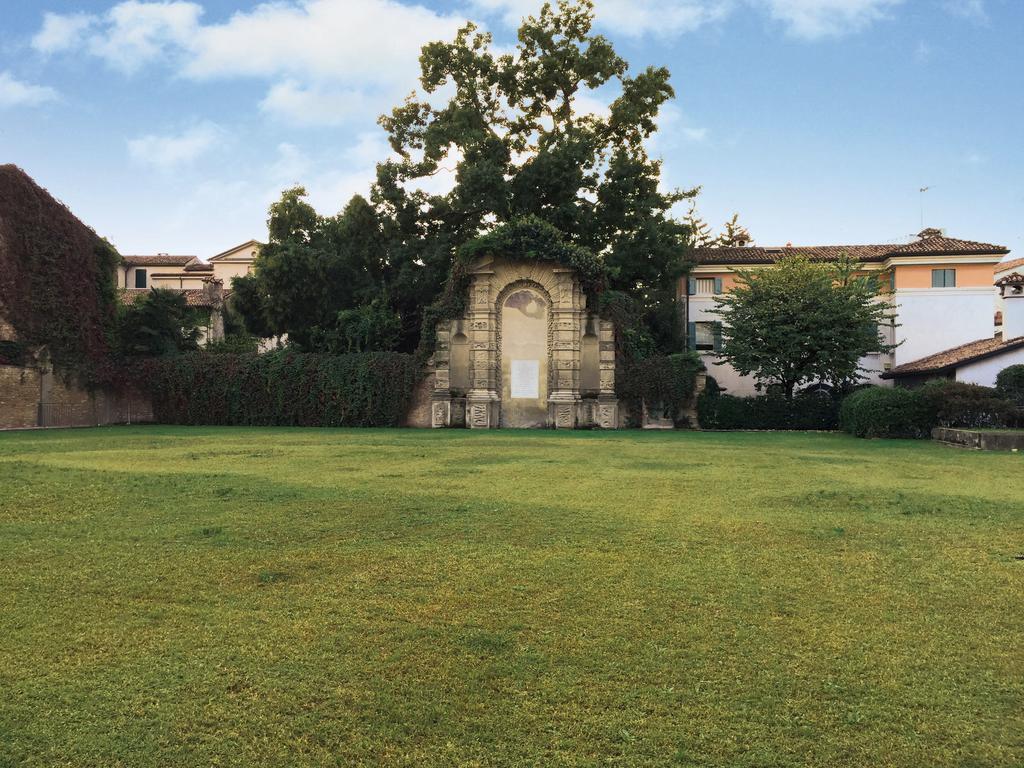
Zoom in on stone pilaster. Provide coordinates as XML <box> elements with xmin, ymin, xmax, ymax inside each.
<box><xmin>596</xmin><ymin>319</ymin><xmax>619</xmax><ymax>428</ymax></box>
<box><xmin>466</xmin><ymin>271</ymin><xmax>500</xmax><ymax>428</ymax></box>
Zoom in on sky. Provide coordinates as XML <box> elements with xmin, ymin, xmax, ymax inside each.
<box><xmin>1</xmin><ymin>0</ymin><xmax>1022</xmax><ymax>259</ymax></box>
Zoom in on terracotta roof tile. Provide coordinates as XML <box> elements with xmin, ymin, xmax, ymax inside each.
<box><xmin>122</xmin><ymin>254</ymin><xmax>197</xmax><ymax>267</ymax></box>
<box><xmin>183</xmin><ymin>261</ymin><xmax>214</xmax><ymax>272</ymax></box>
<box><xmin>996</xmin><ymin>272</ymin><xmax>1024</xmax><ymax>288</ymax></box>
<box><xmin>694</xmin><ymin>235</ymin><xmax>1007</xmax><ymax>266</ymax></box>
<box><xmin>995</xmin><ymin>257</ymin><xmax>1024</xmax><ymax>274</ymax></box>
<box><xmin>886</xmin><ymin>235</ymin><xmax>1009</xmax><ymax>256</ymax></box>
<box><xmin>117</xmin><ymin>288</ymin><xmax>225</xmax><ymax>308</ymax></box>
<box><xmin>882</xmin><ymin>334</ymin><xmax>1024</xmax><ymax>378</ymax></box>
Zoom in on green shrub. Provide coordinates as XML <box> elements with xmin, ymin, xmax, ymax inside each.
<box><xmin>0</xmin><ymin>340</ymin><xmax>29</xmax><ymax>366</ymax></box>
<box><xmin>617</xmin><ymin>352</ymin><xmax>703</xmax><ymax>426</ymax></box>
<box><xmin>134</xmin><ymin>349</ymin><xmax>420</xmax><ymax>427</ymax></box>
<box><xmin>204</xmin><ymin>334</ymin><xmax>261</xmax><ymax>355</ymax></box>
<box><xmin>919</xmin><ymin>380</ymin><xmax>1018</xmax><ymax>429</ymax></box>
<box><xmin>839</xmin><ymin>387</ymin><xmax>933</xmax><ymax>438</ymax></box>
<box><xmin>996</xmin><ymin>364</ymin><xmax>1024</xmax><ymax>406</ymax></box>
<box><xmin>697</xmin><ymin>390</ymin><xmax>839</xmax><ymax>430</ymax></box>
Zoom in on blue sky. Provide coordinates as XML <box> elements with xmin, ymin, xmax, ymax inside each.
<box><xmin>1</xmin><ymin>0</ymin><xmax>1021</xmax><ymax>259</ymax></box>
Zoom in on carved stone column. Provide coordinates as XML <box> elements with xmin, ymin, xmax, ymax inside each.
<box><xmin>597</xmin><ymin>319</ymin><xmax>619</xmax><ymax>428</ymax></box>
<box><xmin>430</xmin><ymin>323</ymin><xmax>452</xmax><ymax>427</ymax></box>
<box><xmin>547</xmin><ymin>268</ymin><xmax>582</xmax><ymax>428</ymax></box>
<box><xmin>466</xmin><ymin>271</ymin><xmax>500</xmax><ymax>428</ymax></box>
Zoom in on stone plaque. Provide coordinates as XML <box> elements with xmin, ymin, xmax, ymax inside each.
<box><xmin>510</xmin><ymin>359</ymin><xmax>540</xmax><ymax>399</ymax></box>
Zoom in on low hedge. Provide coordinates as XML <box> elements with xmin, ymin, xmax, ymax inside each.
<box><xmin>839</xmin><ymin>386</ymin><xmax>933</xmax><ymax>438</ymax></box>
<box><xmin>995</xmin><ymin>364</ymin><xmax>1024</xmax><ymax>406</ymax></box>
<box><xmin>697</xmin><ymin>390</ymin><xmax>840</xmax><ymax>430</ymax></box>
<box><xmin>919</xmin><ymin>380</ymin><xmax>1018</xmax><ymax>429</ymax></box>
<box><xmin>133</xmin><ymin>349</ymin><xmax>420</xmax><ymax>427</ymax></box>
<box><xmin>840</xmin><ymin>382</ymin><xmax>1018</xmax><ymax>439</ymax></box>
<box><xmin>617</xmin><ymin>352</ymin><xmax>703</xmax><ymax>427</ymax></box>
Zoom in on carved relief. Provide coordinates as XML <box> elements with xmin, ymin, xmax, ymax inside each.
<box><xmin>598</xmin><ymin>404</ymin><xmax>616</xmax><ymax>429</ymax></box>
<box><xmin>556</xmin><ymin>404</ymin><xmax>574</xmax><ymax>428</ymax></box>
<box><xmin>431</xmin><ymin>401</ymin><xmax>449</xmax><ymax>428</ymax></box>
<box><xmin>470</xmin><ymin>403</ymin><xmax>489</xmax><ymax>428</ymax></box>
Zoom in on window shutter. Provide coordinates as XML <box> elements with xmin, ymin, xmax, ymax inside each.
<box><xmin>713</xmin><ymin>322</ymin><xmax>723</xmax><ymax>352</ymax></box>
<box><xmin>687</xmin><ymin>277</ymin><xmax>697</xmax><ymax>295</ymax></box>
<box><xmin>931</xmin><ymin>269</ymin><xmax>943</xmax><ymax>288</ymax></box>
<box><xmin>947</xmin><ymin>269</ymin><xmax>956</xmax><ymax>287</ymax></box>
<box><xmin>714</xmin><ymin>277</ymin><xmax>723</xmax><ymax>294</ymax></box>
<box><xmin>687</xmin><ymin>321</ymin><xmax>697</xmax><ymax>350</ymax></box>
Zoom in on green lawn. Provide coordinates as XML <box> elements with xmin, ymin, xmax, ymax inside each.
<box><xmin>1</xmin><ymin>427</ymin><xmax>1021</xmax><ymax>767</ymax></box>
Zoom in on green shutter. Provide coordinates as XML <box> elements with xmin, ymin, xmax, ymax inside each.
<box><xmin>687</xmin><ymin>277</ymin><xmax>697</xmax><ymax>295</ymax></box>
<box><xmin>714</xmin><ymin>277</ymin><xmax>723</xmax><ymax>294</ymax></box>
<box><xmin>687</xmin><ymin>321</ymin><xmax>697</xmax><ymax>350</ymax></box>
<box><xmin>947</xmin><ymin>269</ymin><xmax>956</xmax><ymax>287</ymax></box>
<box><xmin>713</xmin><ymin>322</ymin><xmax>723</xmax><ymax>352</ymax></box>
<box><xmin>931</xmin><ymin>269</ymin><xmax>943</xmax><ymax>288</ymax></box>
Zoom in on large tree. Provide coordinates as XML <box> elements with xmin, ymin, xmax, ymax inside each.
<box><xmin>712</xmin><ymin>256</ymin><xmax>895</xmax><ymax>398</ymax></box>
<box><xmin>375</xmin><ymin>0</ymin><xmax>693</xmax><ymax>351</ymax></box>
<box><xmin>237</xmin><ymin>0</ymin><xmax>694</xmax><ymax>354</ymax></box>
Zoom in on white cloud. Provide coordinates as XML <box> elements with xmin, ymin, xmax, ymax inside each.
<box><xmin>472</xmin><ymin>0</ymin><xmax>734</xmax><ymax>37</ymax></box>
<box><xmin>0</xmin><ymin>72</ymin><xmax>59</xmax><ymax>108</ymax></box>
<box><xmin>88</xmin><ymin>1</ymin><xmax>204</xmax><ymax>73</ymax></box>
<box><xmin>475</xmin><ymin>0</ymin><xmax>902</xmax><ymax>38</ymax></box>
<box><xmin>34</xmin><ymin>0</ymin><xmax>465</xmax><ymax>125</ymax></box>
<box><xmin>127</xmin><ymin>121</ymin><xmax>225</xmax><ymax>170</ymax></box>
<box><xmin>31</xmin><ymin>11</ymin><xmax>95</xmax><ymax>55</ymax></box>
<box><xmin>915</xmin><ymin>40</ymin><xmax>931</xmax><ymax>62</ymax></box>
<box><xmin>260</xmin><ymin>81</ymin><xmax>374</xmax><ymax>127</ymax></box>
<box><xmin>758</xmin><ymin>0</ymin><xmax>903</xmax><ymax>40</ymax></box>
<box><xmin>944</xmin><ymin>0</ymin><xmax>987</xmax><ymax>23</ymax></box>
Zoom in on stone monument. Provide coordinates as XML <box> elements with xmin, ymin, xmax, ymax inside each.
<box><xmin>430</xmin><ymin>256</ymin><xmax>618</xmax><ymax>429</ymax></box>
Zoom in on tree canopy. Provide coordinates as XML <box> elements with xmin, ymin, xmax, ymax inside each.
<box><xmin>711</xmin><ymin>256</ymin><xmax>895</xmax><ymax>398</ymax></box>
<box><xmin>236</xmin><ymin>0</ymin><xmax>695</xmax><ymax>356</ymax></box>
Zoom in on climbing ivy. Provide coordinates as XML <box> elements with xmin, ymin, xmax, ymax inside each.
<box><xmin>0</xmin><ymin>165</ymin><xmax>120</xmax><ymax>384</ymax></box>
<box><xmin>418</xmin><ymin>216</ymin><xmax>610</xmax><ymax>359</ymax></box>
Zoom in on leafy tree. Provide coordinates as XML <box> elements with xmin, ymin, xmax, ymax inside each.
<box><xmin>240</xmin><ymin>188</ymin><xmax>393</xmax><ymax>349</ymax></box>
<box><xmin>684</xmin><ymin>204</ymin><xmax>716</xmax><ymax>248</ymax></box>
<box><xmin>711</xmin><ymin>255</ymin><xmax>895</xmax><ymax>399</ymax></box>
<box><xmin>717</xmin><ymin>213</ymin><xmax>752</xmax><ymax>246</ymax></box>
<box><xmin>375</xmin><ymin>0</ymin><xmax>693</xmax><ymax>352</ymax></box>
<box><xmin>236</xmin><ymin>0</ymin><xmax>694</xmax><ymax>355</ymax></box>
<box><xmin>116</xmin><ymin>289</ymin><xmax>201</xmax><ymax>357</ymax></box>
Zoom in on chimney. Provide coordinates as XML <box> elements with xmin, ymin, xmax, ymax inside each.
<box><xmin>916</xmin><ymin>227</ymin><xmax>944</xmax><ymax>239</ymax></box>
<box><xmin>1000</xmin><ymin>275</ymin><xmax>1024</xmax><ymax>339</ymax></box>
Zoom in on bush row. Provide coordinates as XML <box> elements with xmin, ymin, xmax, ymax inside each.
<box><xmin>697</xmin><ymin>390</ymin><xmax>840</xmax><ymax>431</ymax></box>
<box><xmin>840</xmin><ymin>380</ymin><xmax>1020</xmax><ymax>439</ymax></box>
<box><xmin>618</xmin><ymin>352</ymin><xmax>704</xmax><ymax>427</ymax></box>
<box><xmin>132</xmin><ymin>350</ymin><xmax>420</xmax><ymax>427</ymax></box>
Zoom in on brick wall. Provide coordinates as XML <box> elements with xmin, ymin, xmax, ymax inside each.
<box><xmin>1</xmin><ymin>363</ymin><xmax>153</xmax><ymax>430</ymax></box>
<box><xmin>0</xmin><ymin>365</ymin><xmax>41</xmax><ymax>429</ymax></box>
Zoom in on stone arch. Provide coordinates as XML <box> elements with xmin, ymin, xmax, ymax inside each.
<box><xmin>430</xmin><ymin>257</ymin><xmax>618</xmax><ymax>429</ymax></box>
<box><xmin>494</xmin><ymin>279</ymin><xmax>553</xmax><ymax>428</ymax></box>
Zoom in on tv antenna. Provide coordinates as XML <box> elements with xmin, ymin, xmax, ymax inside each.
<box><xmin>919</xmin><ymin>186</ymin><xmax>931</xmax><ymax>230</ymax></box>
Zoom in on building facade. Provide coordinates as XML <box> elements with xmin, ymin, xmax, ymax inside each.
<box><xmin>683</xmin><ymin>232</ymin><xmax>1009</xmax><ymax>395</ymax></box>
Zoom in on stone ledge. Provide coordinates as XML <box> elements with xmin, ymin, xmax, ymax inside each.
<box><xmin>932</xmin><ymin>427</ymin><xmax>1024</xmax><ymax>451</ymax></box>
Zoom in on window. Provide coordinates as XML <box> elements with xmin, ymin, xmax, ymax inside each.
<box><xmin>931</xmin><ymin>268</ymin><xmax>956</xmax><ymax>288</ymax></box>
<box><xmin>134</xmin><ymin>268</ymin><xmax>147</xmax><ymax>288</ymax></box>
<box><xmin>687</xmin><ymin>277</ymin><xmax>724</xmax><ymax>295</ymax></box>
<box><xmin>689</xmin><ymin>321</ymin><xmax>722</xmax><ymax>352</ymax></box>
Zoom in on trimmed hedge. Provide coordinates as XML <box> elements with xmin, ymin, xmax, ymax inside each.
<box><xmin>996</xmin><ymin>364</ymin><xmax>1024</xmax><ymax>406</ymax></box>
<box><xmin>697</xmin><ymin>390</ymin><xmax>839</xmax><ymax>430</ymax></box>
<box><xmin>919</xmin><ymin>380</ymin><xmax>1018</xmax><ymax>429</ymax></box>
<box><xmin>841</xmin><ymin>383</ymin><xmax>1019</xmax><ymax>439</ymax></box>
<box><xmin>839</xmin><ymin>387</ymin><xmax>933</xmax><ymax>438</ymax></box>
<box><xmin>618</xmin><ymin>352</ymin><xmax>703</xmax><ymax>426</ymax></box>
<box><xmin>134</xmin><ymin>350</ymin><xmax>420</xmax><ymax>427</ymax></box>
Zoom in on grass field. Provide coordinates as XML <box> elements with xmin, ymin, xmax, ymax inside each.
<box><xmin>1</xmin><ymin>426</ymin><xmax>1022</xmax><ymax>767</ymax></box>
